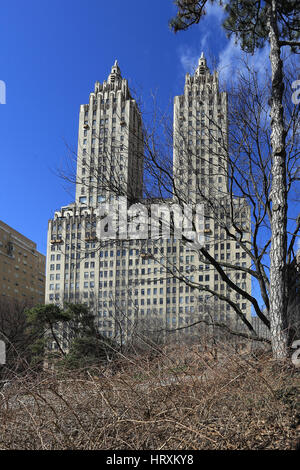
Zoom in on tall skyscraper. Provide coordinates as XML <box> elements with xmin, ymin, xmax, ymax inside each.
<box><xmin>172</xmin><ymin>54</ymin><xmax>252</xmax><ymax>334</ymax></box>
<box><xmin>173</xmin><ymin>53</ymin><xmax>228</xmax><ymax>203</ymax></box>
<box><xmin>45</xmin><ymin>57</ymin><xmax>252</xmax><ymax>350</ymax></box>
<box><xmin>75</xmin><ymin>60</ymin><xmax>144</xmax><ymax>208</ymax></box>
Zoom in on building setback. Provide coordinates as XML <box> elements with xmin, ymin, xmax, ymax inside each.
<box><xmin>0</xmin><ymin>220</ymin><xmax>45</xmax><ymax>305</ymax></box>
<box><xmin>46</xmin><ymin>57</ymin><xmax>252</xmax><ymax>349</ymax></box>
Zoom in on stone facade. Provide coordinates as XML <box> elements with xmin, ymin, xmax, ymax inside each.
<box><xmin>0</xmin><ymin>220</ymin><xmax>45</xmax><ymax>305</ymax></box>
<box><xmin>75</xmin><ymin>60</ymin><xmax>144</xmax><ymax>207</ymax></box>
<box><xmin>287</xmin><ymin>250</ymin><xmax>300</xmax><ymax>343</ymax></box>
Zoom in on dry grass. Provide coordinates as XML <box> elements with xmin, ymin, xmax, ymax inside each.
<box><xmin>0</xmin><ymin>342</ymin><xmax>299</xmax><ymax>450</ymax></box>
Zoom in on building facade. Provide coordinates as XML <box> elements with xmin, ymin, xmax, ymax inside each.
<box><xmin>75</xmin><ymin>59</ymin><xmax>144</xmax><ymax>208</ymax></box>
<box><xmin>0</xmin><ymin>220</ymin><xmax>45</xmax><ymax>305</ymax></box>
<box><xmin>287</xmin><ymin>250</ymin><xmax>300</xmax><ymax>342</ymax></box>
<box><xmin>45</xmin><ymin>57</ymin><xmax>252</xmax><ymax>348</ymax></box>
<box><xmin>173</xmin><ymin>52</ymin><xmax>228</xmax><ymax>203</ymax></box>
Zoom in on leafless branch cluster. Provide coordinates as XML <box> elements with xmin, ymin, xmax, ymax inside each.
<box><xmin>0</xmin><ymin>342</ymin><xmax>299</xmax><ymax>450</ymax></box>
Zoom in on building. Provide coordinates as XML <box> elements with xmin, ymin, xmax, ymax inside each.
<box><xmin>45</xmin><ymin>57</ymin><xmax>252</xmax><ymax>349</ymax></box>
<box><xmin>172</xmin><ymin>53</ymin><xmax>252</xmax><ymax>323</ymax></box>
<box><xmin>75</xmin><ymin>59</ymin><xmax>144</xmax><ymax>208</ymax></box>
<box><xmin>173</xmin><ymin>52</ymin><xmax>228</xmax><ymax>202</ymax></box>
<box><xmin>287</xmin><ymin>250</ymin><xmax>300</xmax><ymax>343</ymax></box>
<box><xmin>0</xmin><ymin>220</ymin><xmax>45</xmax><ymax>305</ymax></box>
<box><xmin>249</xmin><ymin>250</ymin><xmax>300</xmax><ymax>345</ymax></box>
<box><xmin>250</xmin><ymin>315</ymin><xmax>271</xmax><ymax>342</ymax></box>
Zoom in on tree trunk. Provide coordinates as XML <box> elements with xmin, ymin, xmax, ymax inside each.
<box><xmin>268</xmin><ymin>0</ymin><xmax>289</xmax><ymax>360</ymax></box>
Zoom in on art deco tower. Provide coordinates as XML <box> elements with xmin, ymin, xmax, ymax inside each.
<box><xmin>75</xmin><ymin>60</ymin><xmax>144</xmax><ymax>207</ymax></box>
<box><xmin>173</xmin><ymin>53</ymin><xmax>228</xmax><ymax>203</ymax></box>
<box><xmin>172</xmin><ymin>53</ymin><xmax>252</xmax><ymax>327</ymax></box>
<box><xmin>46</xmin><ymin>62</ymin><xmax>144</xmax><ymax>321</ymax></box>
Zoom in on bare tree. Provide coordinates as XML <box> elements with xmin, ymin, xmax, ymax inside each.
<box><xmin>56</xmin><ymin>56</ymin><xmax>299</xmax><ymax>356</ymax></box>
<box><xmin>0</xmin><ymin>297</ymin><xmax>39</xmax><ymax>383</ymax></box>
<box><xmin>169</xmin><ymin>0</ymin><xmax>300</xmax><ymax>360</ymax></box>
<box><xmin>141</xmin><ymin>58</ymin><xmax>299</xmax><ymax>349</ymax></box>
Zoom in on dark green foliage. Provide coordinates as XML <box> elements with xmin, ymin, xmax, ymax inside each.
<box><xmin>223</xmin><ymin>0</ymin><xmax>270</xmax><ymax>53</ymax></box>
<box><xmin>25</xmin><ymin>303</ymin><xmax>118</xmax><ymax>370</ymax></box>
<box><xmin>59</xmin><ymin>335</ymin><xmax>117</xmax><ymax>370</ymax></box>
<box><xmin>169</xmin><ymin>0</ymin><xmax>210</xmax><ymax>32</ymax></box>
<box><xmin>26</xmin><ymin>304</ymin><xmax>72</xmax><ymax>327</ymax></box>
<box><xmin>170</xmin><ymin>0</ymin><xmax>300</xmax><ymax>53</ymax></box>
<box><xmin>63</xmin><ymin>303</ymin><xmax>98</xmax><ymax>339</ymax></box>
<box><xmin>223</xmin><ymin>0</ymin><xmax>300</xmax><ymax>53</ymax></box>
<box><xmin>25</xmin><ymin>304</ymin><xmax>72</xmax><ymax>358</ymax></box>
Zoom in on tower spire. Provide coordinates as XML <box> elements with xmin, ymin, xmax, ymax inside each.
<box><xmin>108</xmin><ymin>59</ymin><xmax>121</xmax><ymax>83</ymax></box>
<box><xmin>197</xmin><ymin>52</ymin><xmax>208</xmax><ymax>74</ymax></box>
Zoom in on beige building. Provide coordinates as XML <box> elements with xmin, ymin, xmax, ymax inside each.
<box><xmin>250</xmin><ymin>251</ymin><xmax>300</xmax><ymax>345</ymax></box>
<box><xmin>173</xmin><ymin>52</ymin><xmax>229</xmax><ymax>202</ymax></box>
<box><xmin>75</xmin><ymin>59</ymin><xmax>144</xmax><ymax>207</ymax></box>
<box><xmin>172</xmin><ymin>53</ymin><xmax>252</xmax><ymax>321</ymax></box>
<box><xmin>0</xmin><ymin>220</ymin><xmax>45</xmax><ymax>305</ymax></box>
<box><xmin>287</xmin><ymin>250</ymin><xmax>300</xmax><ymax>342</ymax></box>
<box><xmin>46</xmin><ymin>57</ymin><xmax>252</xmax><ymax>348</ymax></box>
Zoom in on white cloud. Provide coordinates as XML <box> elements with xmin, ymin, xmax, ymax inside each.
<box><xmin>179</xmin><ymin>32</ymin><xmax>209</xmax><ymax>74</ymax></box>
<box><xmin>177</xmin><ymin>2</ymin><xmax>272</xmax><ymax>84</ymax></box>
<box><xmin>178</xmin><ymin>2</ymin><xmax>225</xmax><ymax>75</ymax></box>
<box><xmin>179</xmin><ymin>46</ymin><xmax>199</xmax><ymax>75</ymax></box>
<box><xmin>204</xmin><ymin>1</ymin><xmax>226</xmax><ymax>21</ymax></box>
<box><xmin>217</xmin><ymin>37</ymin><xmax>270</xmax><ymax>84</ymax></box>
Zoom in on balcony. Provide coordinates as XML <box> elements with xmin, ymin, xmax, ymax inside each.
<box><xmin>84</xmin><ymin>236</ymin><xmax>98</xmax><ymax>242</ymax></box>
<box><xmin>50</xmin><ymin>239</ymin><xmax>63</xmax><ymax>245</ymax></box>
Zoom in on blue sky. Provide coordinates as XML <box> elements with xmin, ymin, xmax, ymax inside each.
<box><xmin>0</xmin><ymin>0</ymin><xmax>272</xmax><ymax>256</ymax></box>
<box><xmin>0</xmin><ymin>0</ymin><xmax>232</xmax><ymax>256</ymax></box>
<box><xmin>2</xmin><ymin>1</ymin><xmax>297</xmax><ymax>316</ymax></box>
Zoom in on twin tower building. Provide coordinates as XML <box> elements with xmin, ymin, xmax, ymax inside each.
<box><xmin>46</xmin><ymin>55</ymin><xmax>252</xmax><ymax>347</ymax></box>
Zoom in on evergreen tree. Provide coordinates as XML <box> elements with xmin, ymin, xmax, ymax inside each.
<box><xmin>26</xmin><ymin>303</ymin><xmax>117</xmax><ymax>369</ymax></box>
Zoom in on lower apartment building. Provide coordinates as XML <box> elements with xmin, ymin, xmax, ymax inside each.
<box><xmin>46</xmin><ymin>199</ymin><xmax>252</xmax><ymax>349</ymax></box>
<box><xmin>0</xmin><ymin>219</ymin><xmax>45</xmax><ymax>305</ymax></box>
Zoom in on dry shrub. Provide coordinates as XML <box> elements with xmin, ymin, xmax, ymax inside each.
<box><xmin>0</xmin><ymin>339</ymin><xmax>299</xmax><ymax>450</ymax></box>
